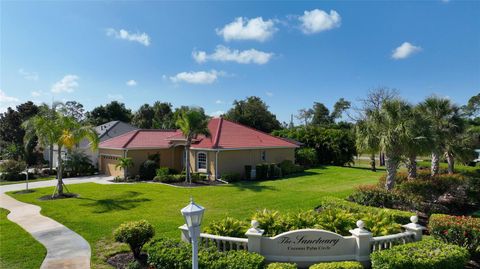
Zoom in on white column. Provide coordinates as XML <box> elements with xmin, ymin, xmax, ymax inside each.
<box><xmin>402</xmin><ymin>216</ymin><xmax>425</xmax><ymax>241</ymax></box>
<box><xmin>245</xmin><ymin>220</ymin><xmax>264</xmax><ymax>253</ymax></box>
<box><xmin>349</xmin><ymin>220</ymin><xmax>373</xmax><ymax>263</ymax></box>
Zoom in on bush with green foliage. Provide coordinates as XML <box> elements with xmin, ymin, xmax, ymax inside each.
<box><xmin>309</xmin><ymin>261</ymin><xmax>363</xmax><ymax>269</ymax></box>
<box><xmin>153</xmin><ymin>167</ymin><xmax>185</xmax><ymax>183</ymax></box>
<box><xmin>296</xmin><ymin>147</ymin><xmax>318</xmax><ymax>167</ymax></box>
<box><xmin>139</xmin><ymin>160</ymin><xmax>159</xmax><ymax>181</ymax></box>
<box><xmin>245</xmin><ymin>165</ymin><xmax>252</xmax><ymax>180</ymax></box>
<box><xmin>278</xmin><ymin>160</ymin><xmax>304</xmax><ymax>176</ymax></box>
<box><xmin>0</xmin><ymin>159</ymin><xmax>26</xmax><ymax>181</ymax></box>
<box><xmin>255</xmin><ymin>164</ymin><xmax>269</xmax><ymax>180</ymax></box>
<box><xmin>222</xmin><ymin>172</ymin><xmax>241</xmax><ymax>182</ymax></box>
<box><xmin>370</xmin><ymin>238</ymin><xmax>469</xmax><ymax>269</ymax></box>
<box><xmin>267</xmin><ymin>262</ymin><xmax>297</xmax><ymax>269</ymax></box>
<box><xmin>268</xmin><ymin>164</ymin><xmax>276</xmax><ymax>179</ymax></box>
<box><xmin>348</xmin><ymin>185</ymin><xmax>411</xmax><ymax>209</ymax></box>
<box><xmin>429</xmin><ymin>214</ymin><xmax>480</xmax><ymax>255</ymax></box>
<box><xmin>191</xmin><ymin>172</ymin><xmax>208</xmax><ymax>181</ymax></box>
<box><xmin>63</xmin><ymin>150</ymin><xmax>95</xmax><ymax>176</ymax></box>
<box><xmin>204</xmin><ymin>217</ymin><xmax>249</xmax><ymax>239</ymax></box>
<box><xmin>113</xmin><ymin>220</ymin><xmax>155</xmax><ymax>258</ymax></box>
<box><xmin>147</xmin><ymin>238</ymin><xmax>265</xmax><ymax>269</ymax></box>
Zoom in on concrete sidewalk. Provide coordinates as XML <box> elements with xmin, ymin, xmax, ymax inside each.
<box><xmin>0</xmin><ymin>175</ymin><xmax>113</xmax><ymax>269</ymax></box>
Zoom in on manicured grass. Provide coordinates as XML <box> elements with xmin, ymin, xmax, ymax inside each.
<box><xmin>0</xmin><ymin>176</ymin><xmax>54</xmax><ymax>186</ymax></box>
<box><xmin>9</xmin><ymin>166</ymin><xmax>381</xmax><ymax>268</ymax></box>
<box><xmin>0</xmin><ymin>208</ymin><xmax>46</xmax><ymax>269</ymax></box>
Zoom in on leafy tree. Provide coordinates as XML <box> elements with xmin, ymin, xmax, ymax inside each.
<box><xmin>462</xmin><ymin>93</ymin><xmax>480</xmax><ymax>117</ymax></box>
<box><xmin>23</xmin><ymin>113</ymin><xmax>99</xmax><ymax>197</ymax></box>
<box><xmin>224</xmin><ymin>96</ymin><xmax>281</xmax><ymax>133</ymax></box>
<box><xmin>296</xmin><ymin>108</ymin><xmax>314</xmax><ymax>126</ymax></box>
<box><xmin>355</xmin><ymin>119</ymin><xmax>380</xmax><ymax>172</ymax></box>
<box><xmin>17</xmin><ymin>101</ymin><xmax>39</xmax><ymax>121</ymax></box>
<box><xmin>418</xmin><ymin>97</ymin><xmax>463</xmax><ymax>175</ymax></box>
<box><xmin>176</xmin><ymin>108</ymin><xmax>210</xmax><ymax>183</ymax></box>
<box><xmin>311</xmin><ymin>102</ymin><xmax>331</xmax><ymax>125</ymax></box>
<box><xmin>59</xmin><ymin>101</ymin><xmax>85</xmax><ymax>122</ymax></box>
<box><xmin>152</xmin><ymin>101</ymin><xmax>175</xmax><ymax>129</ymax></box>
<box><xmin>86</xmin><ymin>101</ymin><xmax>132</xmax><ymax>126</ymax></box>
<box><xmin>331</xmin><ymin>98</ymin><xmax>351</xmax><ymax>121</ymax></box>
<box><xmin>116</xmin><ymin>157</ymin><xmax>135</xmax><ymax>179</ymax></box>
<box><xmin>132</xmin><ymin>104</ymin><xmax>155</xmax><ymax>129</ymax></box>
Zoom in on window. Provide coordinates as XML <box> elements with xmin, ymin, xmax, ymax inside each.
<box><xmin>197</xmin><ymin>152</ymin><xmax>207</xmax><ymax>172</ymax></box>
<box><xmin>261</xmin><ymin>151</ymin><xmax>266</xmax><ymax>161</ymax></box>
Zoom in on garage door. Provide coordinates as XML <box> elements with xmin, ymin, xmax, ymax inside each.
<box><xmin>101</xmin><ymin>155</ymin><xmax>123</xmax><ymax>177</ymax></box>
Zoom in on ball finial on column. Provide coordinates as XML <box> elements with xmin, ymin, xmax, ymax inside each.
<box><xmin>356</xmin><ymin>220</ymin><xmax>365</xmax><ymax>229</ymax></box>
<box><xmin>410</xmin><ymin>215</ymin><xmax>418</xmax><ymax>224</ymax></box>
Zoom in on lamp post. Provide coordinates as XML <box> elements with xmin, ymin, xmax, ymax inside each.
<box><xmin>181</xmin><ymin>198</ymin><xmax>205</xmax><ymax>269</ymax></box>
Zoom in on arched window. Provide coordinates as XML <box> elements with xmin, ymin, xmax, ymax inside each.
<box><xmin>197</xmin><ymin>152</ymin><xmax>207</xmax><ymax>172</ymax></box>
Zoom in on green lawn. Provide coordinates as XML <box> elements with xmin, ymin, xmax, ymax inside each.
<box><xmin>9</xmin><ymin>166</ymin><xmax>381</xmax><ymax>268</ymax></box>
<box><xmin>0</xmin><ymin>208</ymin><xmax>46</xmax><ymax>269</ymax></box>
<box><xmin>0</xmin><ymin>176</ymin><xmax>54</xmax><ymax>186</ymax></box>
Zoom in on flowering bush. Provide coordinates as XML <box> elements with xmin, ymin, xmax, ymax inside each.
<box><xmin>429</xmin><ymin>214</ymin><xmax>480</xmax><ymax>255</ymax></box>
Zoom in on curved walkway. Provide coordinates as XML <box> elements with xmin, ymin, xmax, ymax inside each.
<box><xmin>0</xmin><ymin>176</ymin><xmax>113</xmax><ymax>269</ymax></box>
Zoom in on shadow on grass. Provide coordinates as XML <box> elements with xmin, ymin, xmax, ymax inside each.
<box><xmin>347</xmin><ymin>166</ymin><xmax>386</xmax><ymax>172</ymax></box>
<box><xmin>229</xmin><ymin>171</ymin><xmax>322</xmax><ymax>192</ymax></box>
<box><xmin>77</xmin><ymin>191</ymin><xmax>151</xmax><ymax>213</ymax></box>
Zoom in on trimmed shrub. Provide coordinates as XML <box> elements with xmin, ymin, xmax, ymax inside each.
<box><xmin>0</xmin><ymin>160</ymin><xmax>26</xmax><ymax>181</ymax></box>
<box><xmin>255</xmin><ymin>164</ymin><xmax>268</xmax><ymax>180</ymax></box>
<box><xmin>429</xmin><ymin>214</ymin><xmax>480</xmax><ymax>255</ymax></box>
<box><xmin>191</xmin><ymin>172</ymin><xmax>208</xmax><ymax>182</ymax></box>
<box><xmin>268</xmin><ymin>164</ymin><xmax>276</xmax><ymax>179</ymax></box>
<box><xmin>204</xmin><ymin>217</ymin><xmax>249</xmax><ymax>238</ymax></box>
<box><xmin>370</xmin><ymin>238</ymin><xmax>470</xmax><ymax>269</ymax></box>
<box><xmin>348</xmin><ymin>185</ymin><xmax>411</xmax><ymax>209</ymax></box>
<box><xmin>147</xmin><ymin>238</ymin><xmax>264</xmax><ymax>269</ymax></box>
<box><xmin>114</xmin><ymin>220</ymin><xmax>155</xmax><ymax>258</ymax></box>
<box><xmin>267</xmin><ymin>262</ymin><xmax>297</xmax><ymax>269</ymax></box>
<box><xmin>278</xmin><ymin>160</ymin><xmax>304</xmax><ymax>176</ymax></box>
<box><xmin>222</xmin><ymin>173</ymin><xmax>241</xmax><ymax>183</ymax></box>
<box><xmin>139</xmin><ymin>160</ymin><xmax>159</xmax><ymax>181</ymax></box>
<box><xmin>309</xmin><ymin>261</ymin><xmax>363</xmax><ymax>269</ymax></box>
<box><xmin>245</xmin><ymin>165</ymin><xmax>252</xmax><ymax>180</ymax></box>
<box><xmin>296</xmin><ymin>147</ymin><xmax>318</xmax><ymax>167</ymax></box>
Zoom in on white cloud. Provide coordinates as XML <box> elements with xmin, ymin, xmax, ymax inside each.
<box><xmin>0</xmin><ymin>89</ymin><xmax>20</xmax><ymax>113</ymax></box>
<box><xmin>126</xmin><ymin>80</ymin><xmax>137</xmax><ymax>86</ymax></box>
<box><xmin>392</xmin><ymin>42</ymin><xmax>422</xmax><ymax>60</ymax></box>
<box><xmin>18</xmin><ymin>68</ymin><xmax>39</xmax><ymax>81</ymax></box>
<box><xmin>31</xmin><ymin>90</ymin><xmax>42</xmax><ymax>97</ymax></box>
<box><xmin>215</xmin><ymin>99</ymin><xmax>224</xmax><ymax>104</ymax></box>
<box><xmin>299</xmin><ymin>9</ymin><xmax>341</xmax><ymax>34</ymax></box>
<box><xmin>51</xmin><ymin>75</ymin><xmax>79</xmax><ymax>93</ymax></box>
<box><xmin>216</xmin><ymin>17</ymin><xmax>277</xmax><ymax>42</ymax></box>
<box><xmin>209</xmin><ymin>110</ymin><xmax>224</xmax><ymax>117</ymax></box>
<box><xmin>170</xmin><ymin>70</ymin><xmax>223</xmax><ymax>84</ymax></box>
<box><xmin>107</xmin><ymin>94</ymin><xmax>124</xmax><ymax>100</ymax></box>
<box><xmin>106</xmin><ymin>28</ymin><xmax>151</xmax><ymax>46</ymax></box>
<box><xmin>266</xmin><ymin>91</ymin><xmax>274</xmax><ymax>97</ymax></box>
<box><xmin>193</xmin><ymin>45</ymin><xmax>274</xmax><ymax>65</ymax></box>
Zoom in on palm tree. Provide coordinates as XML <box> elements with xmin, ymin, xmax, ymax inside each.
<box><xmin>368</xmin><ymin>99</ymin><xmax>412</xmax><ymax>190</ymax></box>
<box><xmin>402</xmin><ymin>106</ymin><xmax>432</xmax><ymax>179</ymax></box>
<box><xmin>23</xmin><ymin>113</ymin><xmax>98</xmax><ymax>197</ymax></box>
<box><xmin>418</xmin><ymin>97</ymin><xmax>463</xmax><ymax>176</ymax></box>
<box><xmin>116</xmin><ymin>157</ymin><xmax>134</xmax><ymax>179</ymax></box>
<box><xmin>176</xmin><ymin>109</ymin><xmax>210</xmax><ymax>184</ymax></box>
<box><xmin>355</xmin><ymin>119</ymin><xmax>379</xmax><ymax>172</ymax></box>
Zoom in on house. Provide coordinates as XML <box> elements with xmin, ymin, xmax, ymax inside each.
<box><xmin>43</xmin><ymin>121</ymin><xmax>137</xmax><ymax>167</ymax></box>
<box><xmin>98</xmin><ymin>118</ymin><xmax>299</xmax><ymax>179</ymax></box>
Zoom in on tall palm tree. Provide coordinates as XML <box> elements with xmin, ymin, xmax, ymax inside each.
<box><xmin>355</xmin><ymin>119</ymin><xmax>379</xmax><ymax>172</ymax></box>
<box><xmin>116</xmin><ymin>157</ymin><xmax>134</xmax><ymax>179</ymax></box>
<box><xmin>23</xmin><ymin>113</ymin><xmax>98</xmax><ymax>197</ymax></box>
<box><xmin>369</xmin><ymin>99</ymin><xmax>412</xmax><ymax>190</ymax></box>
<box><xmin>402</xmin><ymin>106</ymin><xmax>432</xmax><ymax>179</ymax></box>
<box><xmin>418</xmin><ymin>97</ymin><xmax>463</xmax><ymax>176</ymax></box>
<box><xmin>176</xmin><ymin>109</ymin><xmax>210</xmax><ymax>184</ymax></box>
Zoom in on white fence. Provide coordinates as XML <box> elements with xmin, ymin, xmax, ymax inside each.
<box><xmin>180</xmin><ymin>216</ymin><xmax>425</xmax><ymax>267</ymax></box>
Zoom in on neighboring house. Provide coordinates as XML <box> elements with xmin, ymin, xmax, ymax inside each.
<box><xmin>98</xmin><ymin>118</ymin><xmax>299</xmax><ymax>179</ymax></box>
<box><xmin>43</xmin><ymin>121</ymin><xmax>137</xmax><ymax>168</ymax></box>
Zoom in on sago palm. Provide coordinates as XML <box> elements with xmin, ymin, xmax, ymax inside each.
<box><xmin>176</xmin><ymin>109</ymin><xmax>210</xmax><ymax>184</ymax></box>
<box><xmin>115</xmin><ymin>157</ymin><xmax>134</xmax><ymax>179</ymax></box>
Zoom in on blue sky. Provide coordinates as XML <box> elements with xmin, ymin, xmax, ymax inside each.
<box><xmin>1</xmin><ymin>1</ymin><xmax>479</xmax><ymax>123</ymax></box>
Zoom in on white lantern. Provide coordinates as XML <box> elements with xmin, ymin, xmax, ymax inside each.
<box><xmin>181</xmin><ymin>198</ymin><xmax>205</xmax><ymax>229</ymax></box>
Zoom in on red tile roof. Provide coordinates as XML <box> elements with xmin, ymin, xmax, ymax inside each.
<box><xmin>99</xmin><ymin>118</ymin><xmax>299</xmax><ymax>150</ymax></box>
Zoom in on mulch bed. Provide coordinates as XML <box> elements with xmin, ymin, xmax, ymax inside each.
<box><xmin>38</xmin><ymin>193</ymin><xmax>79</xmax><ymax>201</ymax></box>
<box><xmin>107</xmin><ymin>252</ymin><xmax>147</xmax><ymax>269</ymax></box>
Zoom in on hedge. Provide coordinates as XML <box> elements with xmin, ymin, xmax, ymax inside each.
<box><xmin>370</xmin><ymin>238</ymin><xmax>470</xmax><ymax>269</ymax></box>
<box><xmin>429</xmin><ymin>214</ymin><xmax>480</xmax><ymax>255</ymax></box>
<box><xmin>267</xmin><ymin>263</ymin><xmax>297</xmax><ymax>269</ymax></box>
<box><xmin>309</xmin><ymin>261</ymin><xmax>363</xmax><ymax>269</ymax></box>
